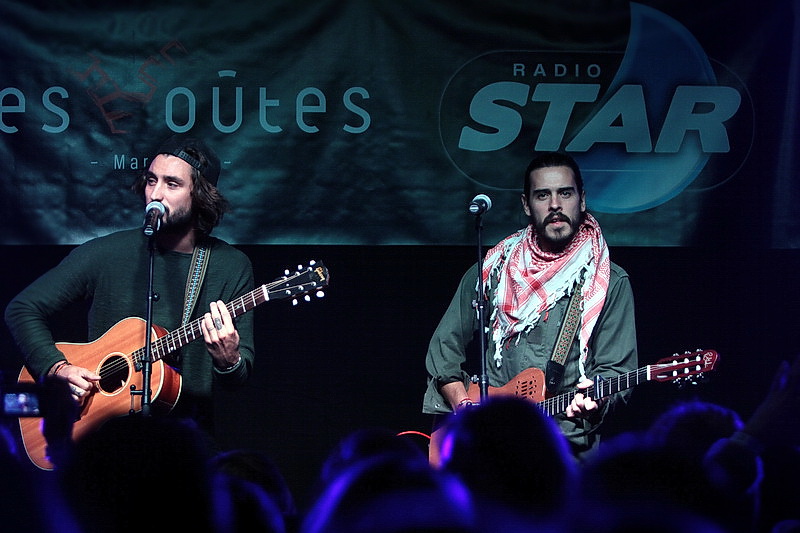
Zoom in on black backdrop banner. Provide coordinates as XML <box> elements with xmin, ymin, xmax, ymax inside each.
<box><xmin>0</xmin><ymin>0</ymin><xmax>795</xmax><ymax>247</ymax></box>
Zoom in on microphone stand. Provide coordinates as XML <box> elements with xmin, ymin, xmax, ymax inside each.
<box><xmin>131</xmin><ymin>234</ymin><xmax>157</xmax><ymax>416</ymax></box>
<box><xmin>472</xmin><ymin>211</ymin><xmax>490</xmax><ymax>402</ymax></box>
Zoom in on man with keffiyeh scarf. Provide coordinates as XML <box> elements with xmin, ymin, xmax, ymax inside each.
<box><xmin>423</xmin><ymin>152</ymin><xmax>638</xmax><ymax>460</ymax></box>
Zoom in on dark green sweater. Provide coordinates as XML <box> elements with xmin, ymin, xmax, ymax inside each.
<box><xmin>5</xmin><ymin>229</ymin><xmax>255</xmax><ymax>426</ymax></box>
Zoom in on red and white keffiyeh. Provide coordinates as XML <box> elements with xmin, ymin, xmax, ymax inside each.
<box><xmin>481</xmin><ymin>213</ymin><xmax>610</xmax><ymax>373</ymax></box>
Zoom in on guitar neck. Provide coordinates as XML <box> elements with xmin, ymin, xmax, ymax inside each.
<box><xmin>538</xmin><ymin>365</ymin><xmax>652</xmax><ymax>416</ymax></box>
<box><xmin>535</xmin><ymin>350</ymin><xmax>718</xmax><ymax>416</ymax></box>
<box><xmin>132</xmin><ymin>261</ymin><xmax>329</xmax><ymax>365</ymax></box>
<box><xmin>159</xmin><ymin>285</ymin><xmax>270</xmax><ymax>362</ymax></box>
<box><xmin>142</xmin><ymin>285</ymin><xmax>270</xmax><ymax>363</ymax></box>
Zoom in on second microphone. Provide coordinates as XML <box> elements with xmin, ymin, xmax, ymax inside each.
<box><xmin>468</xmin><ymin>194</ymin><xmax>492</xmax><ymax>215</ymax></box>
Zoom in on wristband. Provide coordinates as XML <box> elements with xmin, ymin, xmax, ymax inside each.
<box><xmin>51</xmin><ymin>360</ymin><xmax>71</xmax><ymax>376</ymax></box>
<box><xmin>216</xmin><ymin>355</ymin><xmax>242</xmax><ymax>373</ymax></box>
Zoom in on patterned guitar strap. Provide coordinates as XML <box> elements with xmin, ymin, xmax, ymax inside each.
<box><xmin>545</xmin><ymin>277</ymin><xmax>584</xmax><ymax>391</ymax></box>
<box><xmin>171</xmin><ymin>242</ymin><xmax>211</xmax><ymax>369</ymax></box>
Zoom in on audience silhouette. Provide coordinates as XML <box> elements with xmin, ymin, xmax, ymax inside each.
<box><xmin>314</xmin><ymin>426</ymin><xmax>427</xmax><ymax>491</ymax></box>
<box><xmin>435</xmin><ymin>394</ymin><xmax>576</xmax><ymax>530</ymax></box>
<box><xmin>302</xmin><ymin>446</ymin><xmax>474</xmax><ymax>533</ymax></box>
<box><xmin>1</xmin><ymin>423</ymin><xmax>81</xmax><ymax>532</ymax></box>
<box><xmin>1</xmin><ymin>355</ymin><xmax>798</xmax><ymax>532</ymax></box>
<box><xmin>212</xmin><ymin>448</ymin><xmax>297</xmax><ymax>532</ymax></box>
<box><xmin>56</xmin><ymin>414</ymin><xmax>219</xmax><ymax>533</ymax></box>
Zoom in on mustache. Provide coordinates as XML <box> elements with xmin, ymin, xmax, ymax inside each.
<box><xmin>544</xmin><ymin>212</ymin><xmax>571</xmax><ymax>224</ymax></box>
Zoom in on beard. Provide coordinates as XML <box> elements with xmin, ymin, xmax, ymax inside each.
<box><xmin>532</xmin><ymin>211</ymin><xmax>585</xmax><ymax>252</ymax></box>
<box><xmin>160</xmin><ymin>205</ymin><xmax>194</xmax><ymax>235</ymax></box>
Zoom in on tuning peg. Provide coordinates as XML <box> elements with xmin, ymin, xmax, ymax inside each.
<box><xmin>316</xmin><ymin>290</ymin><xmax>325</xmax><ymax>299</ymax></box>
<box><xmin>292</xmin><ymin>299</ymin><xmax>298</xmax><ymax>306</ymax></box>
<box><xmin>309</xmin><ymin>260</ymin><xmax>316</xmax><ymax>266</ymax></box>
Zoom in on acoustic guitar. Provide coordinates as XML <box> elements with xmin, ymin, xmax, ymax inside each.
<box><xmin>17</xmin><ymin>261</ymin><xmax>329</xmax><ymax>471</ymax></box>
<box><xmin>429</xmin><ymin>349</ymin><xmax>719</xmax><ymax>466</ymax></box>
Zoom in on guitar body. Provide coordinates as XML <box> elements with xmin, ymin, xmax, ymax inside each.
<box><xmin>467</xmin><ymin>367</ymin><xmax>547</xmax><ymax>404</ymax></box>
<box><xmin>18</xmin><ymin>317</ymin><xmax>182</xmax><ymax>471</ymax></box>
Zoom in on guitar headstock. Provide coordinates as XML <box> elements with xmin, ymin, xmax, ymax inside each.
<box><xmin>267</xmin><ymin>260</ymin><xmax>329</xmax><ymax>304</ymax></box>
<box><xmin>652</xmin><ymin>349</ymin><xmax>719</xmax><ymax>386</ymax></box>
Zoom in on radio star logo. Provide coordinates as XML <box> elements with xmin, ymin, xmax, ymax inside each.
<box><xmin>439</xmin><ymin>2</ymin><xmax>752</xmax><ymax>213</ymax></box>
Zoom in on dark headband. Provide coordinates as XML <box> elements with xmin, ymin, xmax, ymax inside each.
<box><xmin>156</xmin><ymin>135</ymin><xmax>221</xmax><ymax>186</ymax></box>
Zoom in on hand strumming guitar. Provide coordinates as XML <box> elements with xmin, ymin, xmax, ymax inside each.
<box><xmin>47</xmin><ymin>359</ymin><xmax>101</xmax><ymax>405</ymax></box>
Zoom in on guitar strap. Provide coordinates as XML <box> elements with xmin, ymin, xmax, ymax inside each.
<box><xmin>167</xmin><ymin>242</ymin><xmax>210</xmax><ymax>370</ymax></box>
<box><xmin>182</xmin><ymin>242</ymin><xmax>211</xmax><ymax>326</ymax></box>
<box><xmin>545</xmin><ymin>277</ymin><xmax>584</xmax><ymax>390</ymax></box>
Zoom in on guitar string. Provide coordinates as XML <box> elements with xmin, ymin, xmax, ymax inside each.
<box><xmin>96</xmin><ymin>284</ymin><xmax>275</xmax><ymax>380</ymax></box>
<box><xmin>537</xmin><ymin>366</ymin><xmax>649</xmax><ymax>415</ymax></box>
<box><xmin>94</xmin><ymin>304</ymin><xmax>240</xmax><ymax>382</ymax></box>
<box><xmin>537</xmin><ymin>358</ymin><xmax>706</xmax><ymax>415</ymax></box>
<box><xmin>92</xmin><ymin>272</ymin><xmax>320</xmax><ymax>384</ymax></box>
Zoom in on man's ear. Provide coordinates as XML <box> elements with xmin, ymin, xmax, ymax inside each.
<box><xmin>520</xmin><ymin>193</ymin><xmax>531</xmax><ymax>216</ymax></box>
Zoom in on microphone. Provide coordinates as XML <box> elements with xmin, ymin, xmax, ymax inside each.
<box><xmin>468</xmin><ymin>194</ymin><xmax>492</xmax><ymax>215</ymax></box>
<box><xmin>142</xmin><ymin>201</ymin><xmax>165</xmax><ymax>236</ymax></box>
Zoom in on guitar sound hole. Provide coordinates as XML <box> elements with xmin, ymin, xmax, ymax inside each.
<box><xmin>98</xmin><ymin>355</ymin><xmax>129</xmax><ymax>394</ymax></box>
<box><xmin>517</xmin><ymin>378</ymin><xmax>534</xmax><ymax>390</ymax></box>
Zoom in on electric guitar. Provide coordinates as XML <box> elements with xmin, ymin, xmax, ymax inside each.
<box><xmin>429</xmin><ymin>349</ymin><xmax>719</xmax><ymax>465</ymax></box>
<box><xmin>17</xmin><ymin>261</ymin><xmax>329</xmax><ymax>471</ymax></box>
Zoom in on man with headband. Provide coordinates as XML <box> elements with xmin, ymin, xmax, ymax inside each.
<box><xmin>423</xmin><ymin>151</ymin><xmax>638</xmax><ymax>462</ymax></box>
<box><xmin>5</xmin><ymin>134</ymin><xmax>255</xmax><ymax>462</ymax></box>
